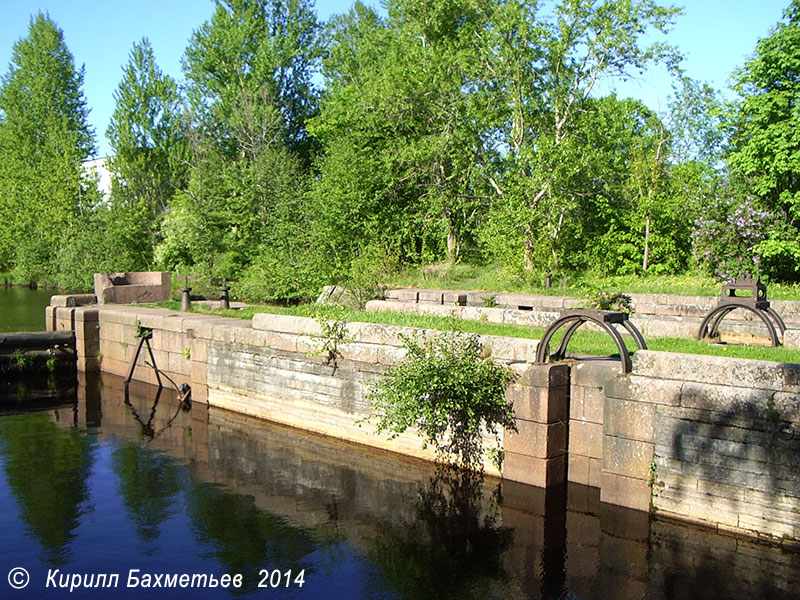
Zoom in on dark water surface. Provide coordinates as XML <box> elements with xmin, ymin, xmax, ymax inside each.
<box><xmin>0</xmin><ymin>287</ymin><xmax>54</xmax><ymax>332</ymax></box>
<box><xmin>0</xmin><ymin>373</ymin><xmax>798</xmax><ymax>600</ymax></box>
<box><xmin>0</xmin><ymin>290</ymin><xmax>799</xmax><ymax>599</ymax></box>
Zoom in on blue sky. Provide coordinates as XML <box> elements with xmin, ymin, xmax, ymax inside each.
<box><xmin>0</xmin><ymin>0</ymin><xmax>793</xmax><ymax>157</ymax></box>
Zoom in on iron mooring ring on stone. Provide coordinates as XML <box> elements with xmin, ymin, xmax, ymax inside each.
<box><xmin>535</xmin><ymin>309</ymin><xmax>647</xmax><ymax>374</ymax></box>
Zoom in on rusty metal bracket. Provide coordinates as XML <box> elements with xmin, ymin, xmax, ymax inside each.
<box><xmin>124</xmin><ymin>327</ymin><xmax>163</xmax><ymax>388</ymax></box>
<box><xmin>697</xmin><ymin>275</ymin><xmax>785</xmax><ymax>347</ymax></box>
<box><xmin>535</xmin><ymin>309</ymin><xmax>647</xmax><ymax>374</ymax></box>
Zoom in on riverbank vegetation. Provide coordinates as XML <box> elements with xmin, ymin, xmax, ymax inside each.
<box><xmin>2</xmin><ymin>1</ymin><xmax>800</xmax><ymax>300</ymax></box>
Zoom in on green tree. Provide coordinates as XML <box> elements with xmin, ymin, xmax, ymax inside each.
<box><xmin>158</xmin><ymin>0</ymin><xmax>322</xmax><ymax>300</ymax></box>
<box><xmin>182</xmin><ymin>0</ymin><xmax>322</xmax><ymax>163</ymax></box>
<box><xmin>477</xmin><ymin>0</ymin><xmax>681</xmax><ymax>277</ymax></box>
<box><xmin>106</xmin><ymin>38</ymin><xmax>187</xmax><ymax>269</ymax></box>
<box><xmin>309</xmin><ymin>0</ymin><xmax>489</xmax><ymax>275</ymax></box>
<box><xmin>368</xmin><ymin>331</ymin><xmax>516</xmax><ymax>471</ymax></box>
<box><xmin>727</xmin><ymin>0</ymin><xmax>800</xmax><ymax>279</ymax></box>
<box><xmin>0</xmin><ymin>12</ymin><xmax>95</xmax><ymax>282</ymax></box>
<box><xmin>729</xmin><ymin>0</ymin><xmax>800</xmax><ymax>220</ymax></box>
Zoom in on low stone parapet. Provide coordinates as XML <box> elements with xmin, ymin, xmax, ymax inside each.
<box><xmin>94</xmin><ymin>271</ymin><xmax>171</xmax><ymax>304</ymax></box>
<box><xmin>381</xmin><ymin>287</ymin><xmax>800</xmax><ymax>341</ymax></box>
<box><xmin>371</xmin><ymin>298</ymin><xmax>792</xmax><ymax>343</ymax></box>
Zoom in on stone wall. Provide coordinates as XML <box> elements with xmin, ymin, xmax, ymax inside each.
<box><xmin>48</xmin><ymin>304</ymin><xmax>560</xmax><ymax>482</ymax></box>
<box><xmin>49</xmin><ymin>301</ymin><xmax>800</xmax><ymax>542</ymax></box>
<box><xmin>567</xmin><ymin>361</ymin><xmax>619</xmax><ymax>488</ymax></box>
<box><xmin>503</xmin><ymin>364</ymin><xmax>569</xmax><ymax>488</ymax></box>
<box><xmin>603</xmin><ymin>350</ymin><xmax>800</xmax><ymax>540</ymax></box>
<box><xmin>377</xmin><ymin>288</ymin><xmax>800</xmax><ymax>345</ymax></box>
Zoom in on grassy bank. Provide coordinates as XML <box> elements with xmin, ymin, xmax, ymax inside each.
<box><xmin>155</xmin><ymin>301</ymin><xmax>800</xmax><ymax>365</ymax></box>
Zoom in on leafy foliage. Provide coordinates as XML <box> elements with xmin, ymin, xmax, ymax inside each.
<box><xmin>11</xmin><ymin>0</ymin><xmax>800</xmax><ymax>292</ymax></box>
<box><xmin>368</xmin><ymin>331</ymin><xmax>517</xmax><ymax>471</ymax></box>
<box><xmin>342</xmin><ymin>244</ymin><xmax>397</xmax><ymax>309</ymax></box>
<box><xmin>583</xmin><ymin>288</ymin><xmax>635</xmax><ymax>314</ymax></box>
<box><xmin>690</xmin><ymin>188</ymin><xmax>797</xmax><ymax>281</ymax></box>
<box><xmin>729</xmin><ymin>0</ymin><xmax>800</xmax><ymax>221</ymax></box>
<box><xmin>308</xmin><ymin>303</ymin><xmax>351</xmax><ymax>368</ymax></box>
<box><xmin>308</xmin><ymin>0</ymin><xmax>489</xmax><ymax>273</ymax></box>
<box><xmin>477</xmin><ymin>0</ymin><xmax>681</xmax><ymax>274</ymax></box>
<box><xmin>0</xmin><ymin>13</ymin><xmax>96</xmax><ymax>283</ymax></box>
<box><xmin>106</xmin><ymin>38</ymin><xmax>187</xmax><ymax>269</ymax></box>
<box><xmin>156</xmin><ymin>0</ymin><xmax>323</xmax><ymax>299</ymax></box>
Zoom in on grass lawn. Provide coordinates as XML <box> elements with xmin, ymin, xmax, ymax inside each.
<box><xmin>155</xmin><ymin>300</ymin><xmax>800</xmax><ymax>365</ymax></box>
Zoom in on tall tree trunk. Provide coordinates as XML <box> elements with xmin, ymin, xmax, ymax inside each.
<box><xmin>524</xmin><ymin>225</ymin><xmax>535</xmax><ymax>271</ymax></box>
<box><xmin>551</xmin><ymin>207</ymin><xmax>566</xmax><ymax>271</ymax></box>
<box><xmin>446</xmin><ymin>228</ymin><xmax>458</xmax><ymax>262</ymax></box>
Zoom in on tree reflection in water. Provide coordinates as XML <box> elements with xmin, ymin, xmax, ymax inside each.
<box><xmin>0</xmin><ymin>413</ymin><xmax>92</xmax><ymax>565</ymax></box>
<box><xmin>186</xmin><ymin>480</ymin><xmax>316</xmax><ymax>594</ymax></box>
<box><xmin>369</xmin><ymin>464</ymin><xmax>514</xmax><ymax>600</ymax></box>
<box><xmin>111</xmin><ymin>444</ymin><xmax>183</xmax><ymax>550</ymax></box>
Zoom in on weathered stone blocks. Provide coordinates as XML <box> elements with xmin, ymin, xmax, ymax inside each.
<box><xmin>94</xmin><ymin>271</ymin><xmax>170</xmax><ymax>304</ymax></box>
<box><xmin>503</xmin><ymin>363</ymin><xmax>569</xmax><ymax>488</ymax></box>
<box><xmin>56</xmin><ymin>299</ymin><xmax>800</xmax><ymax>542</ymax></box>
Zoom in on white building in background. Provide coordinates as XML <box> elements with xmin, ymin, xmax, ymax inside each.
<box><xmin>82</xmin><ymin>156</ymin><xmax>113</xmax><ymax>202</ymax></box>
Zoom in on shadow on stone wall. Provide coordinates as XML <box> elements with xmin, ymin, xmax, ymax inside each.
<box><xmin>657</xmin><ymin>389</ymin><xmax>800</xmax><ymax>538</ymax></box>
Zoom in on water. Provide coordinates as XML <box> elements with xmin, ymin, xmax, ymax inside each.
<box><xmin>0</xmin><ymin>373</ymin><xmax>797</xmax><ymax>599</ymax></box>
<box><xmin>0</xmin><ymin>287</ymin><xmax>54</xmax><ymax>332</ymax></box>
<box><xmin>1</xmin><ymin>289</ymin><xmax>799</xmax><ymax>599</ymax></box>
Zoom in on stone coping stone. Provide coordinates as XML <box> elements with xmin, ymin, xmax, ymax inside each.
<box><xmin>252</xmin><ymin>312</ymin><xmax>539</xmax><ymax>362</ymax></box>
<box><xmin>49</xmin><ymin>294</ymin><xmax>96</xmax><ymax>307</ymax></box>
<box><xmin>383</xmin><ymin>287</ymin><xmax>800</xmax><ymax>324</ymax></box>
<box><xmin>784</xmin><ymin>329</ymin><xmax>800</xmax><ymax>349</ymax></box>
<box><xmin>633</xmin><ymin>349</ymin><xmax>800</xmax><ymax>392</ymax></box>
<box><xmin>192</xmin><ymin>300</ymin><xmax>248</xmax><ymax>310</ymax></box>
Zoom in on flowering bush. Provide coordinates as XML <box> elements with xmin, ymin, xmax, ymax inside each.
<box><xmin>691</xmin><ymin>190</ymin><xmax>784</xmax><ymax>281</ymax></box>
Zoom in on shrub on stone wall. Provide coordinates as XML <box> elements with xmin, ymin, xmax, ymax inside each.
<box><xmin>367</xmin><ymin>330</ymin><xmax>517</xmax><ymax>471</ymax></box>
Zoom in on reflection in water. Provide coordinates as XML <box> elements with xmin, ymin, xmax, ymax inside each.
<box><xmin>187</xmin><ymin>480</ymin><xmax>316</xmax><ymax>593</ymax></box>
<box><xmin>0</xmin><ymin>372</ymin><xmax>797</xmax><ymax>599</ymax></box>
<box><xmin>0</xmin><ymin>412</ymin><xmax>92</xmax><ymax>565</ymax></box>
<box><xmin>368</xmin><ymin>465</ymin><xmax>514</xmax><ymax>600</ymax></box>
<box><xmin>112</xmin><ymin>444</ymin><xmax>182</xmax><ymax>548</ymax></box>
<box><xmin>0</xmin><ymin>371</ymin><xmax>77</xmax><ymax>415</ymax></box>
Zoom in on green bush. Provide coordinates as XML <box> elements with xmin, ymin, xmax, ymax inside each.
<box><xmin>368</xmin><ymin>330</ymin><xmax>517</xmax><ymax>471</ymax></box>
<box><xmin>342</xmin><ymin>244</ymin><xmax>398</xmax><ymax>309</ymax></box>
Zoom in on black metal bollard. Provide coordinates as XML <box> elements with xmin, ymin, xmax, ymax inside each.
<box><xmin>178</xmin><ymin>275</ymin><xmax>197</xmax><ymax>312</ymax></box>
<box><xmin>220</xmin><ymin>285</ymin><xmax>230</xmax><ymax>309</ymax></box>
<box><xmin>211</xmin><ymin>277</ymin><xmax>239</xmax><ymax>310</ymax></box>
<box><xmin>181</xmin><ymin>287</ymin><xmax>192</xmax><ymax>311</ymax></box>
